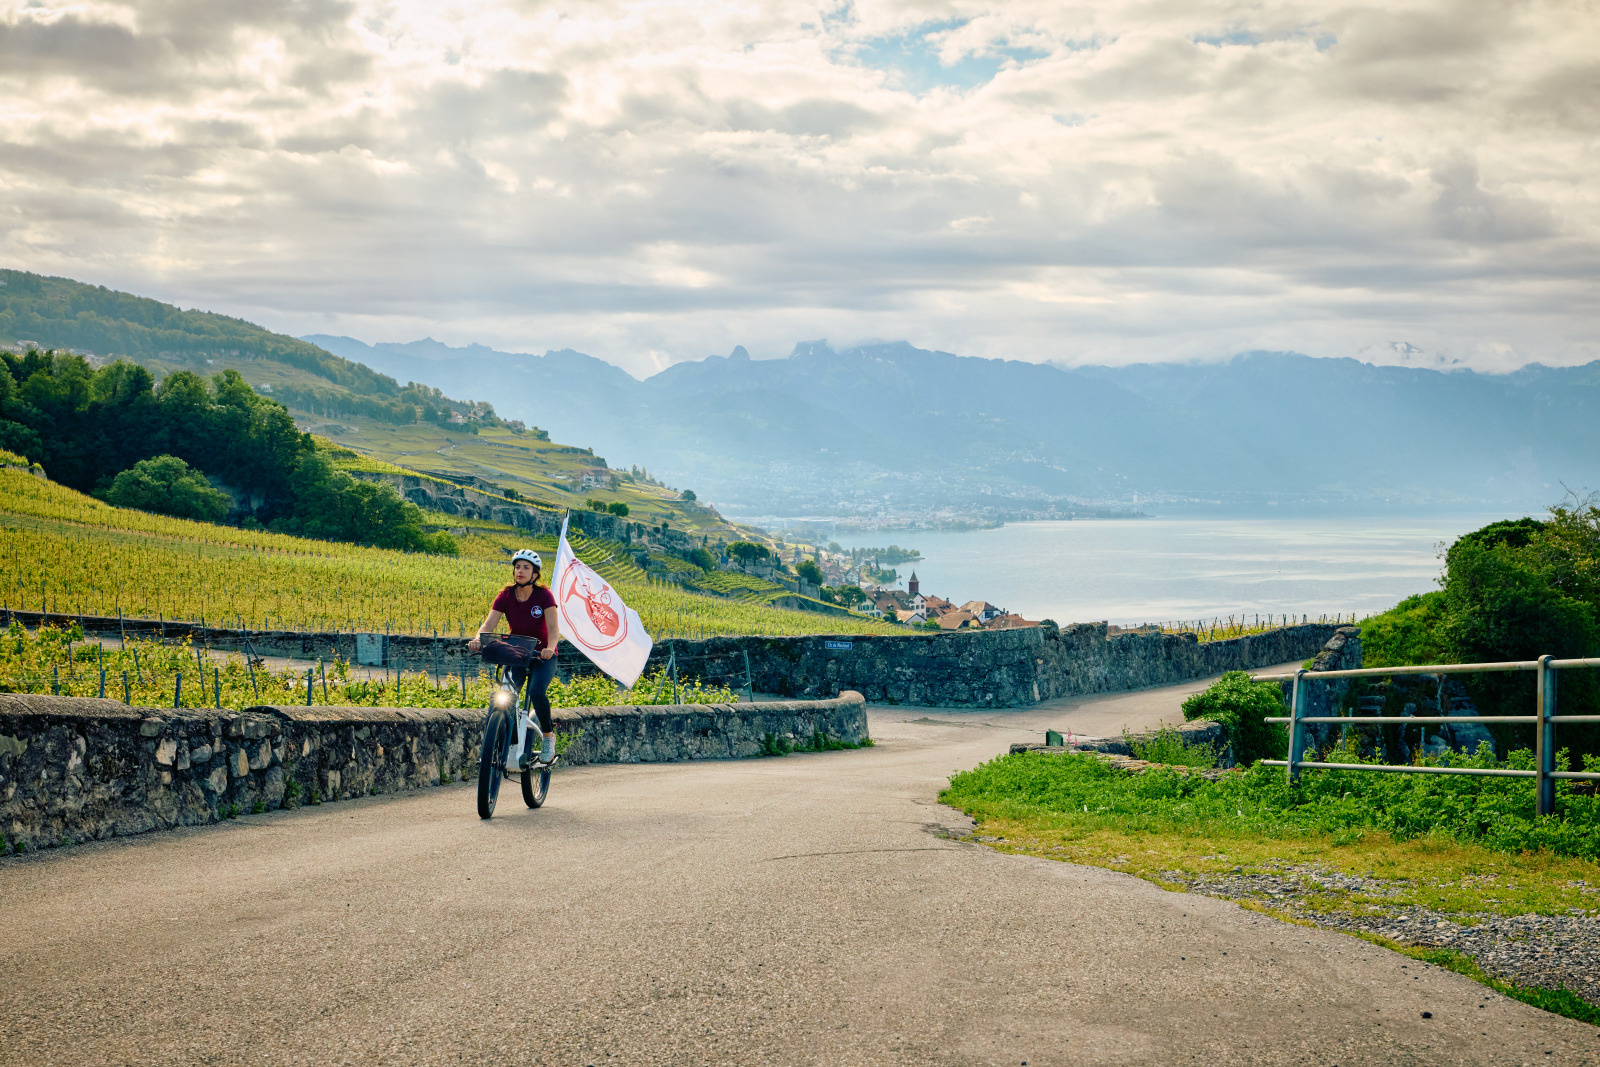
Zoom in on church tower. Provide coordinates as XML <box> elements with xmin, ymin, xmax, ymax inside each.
<box><xmin>908</xmin><ymin>571</ymin><xmax>919</xmax><ymax>596</ymax></box>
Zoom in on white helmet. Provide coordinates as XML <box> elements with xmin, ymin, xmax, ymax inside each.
<box><xmin>511</xmin><ymin>548</ymin><xmax>542</xmax><ymax>570</ymax></box>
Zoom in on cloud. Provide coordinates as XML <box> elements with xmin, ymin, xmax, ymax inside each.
<box><xmin>0</xmin><ymin>0</ymin><xmax>1595</xmax><ymax>375</ymax></box>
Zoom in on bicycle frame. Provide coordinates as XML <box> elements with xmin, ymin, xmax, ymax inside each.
<box><xmin>478</xmin><ymin>632</ymin><xmax>544</xmax><ymax>771</ymax></box>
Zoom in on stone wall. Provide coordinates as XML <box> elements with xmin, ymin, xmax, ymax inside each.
<box><xmin>647</xmin><ymin>622</ymin><xmax>1341</xmax><ymax>708</ymax></box>
<box><xmin>6</xmin><ymin>608</ymin><xmax>1339</xmax><ymax>708</ymax></box>
<box><xmin>0</xmin><ymin>691</ymin><xmax>868</xmax><ymax>854</ymax></box>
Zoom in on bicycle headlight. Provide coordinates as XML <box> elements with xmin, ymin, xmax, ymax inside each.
<box><xmin>490</xmin><ymin>688</ymin><xmax>516</xmax><ymax>711</ymax></box>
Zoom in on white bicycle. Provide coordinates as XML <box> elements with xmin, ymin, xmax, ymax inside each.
<box><xmin>474</xmin><ymin>634</ymin><xmax>557</xmax><ymax>819</ymax></box>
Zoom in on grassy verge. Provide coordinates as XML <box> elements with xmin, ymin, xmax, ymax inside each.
<box><xmin>941</xmin><ymin>751</ymin><xmax>1600</xmax><ymax>1022</ymax></box>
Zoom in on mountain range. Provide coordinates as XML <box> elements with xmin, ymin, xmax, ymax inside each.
<box><xmin>305</xmin><ymin>335</ymin><xmax>1600</xmax><ymax>518</ymax></box>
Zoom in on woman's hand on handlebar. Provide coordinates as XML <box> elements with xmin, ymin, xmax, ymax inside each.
<box><xmin>539</xmin><ymin>646</ymin><xmax>556</xmax><ymax>660</ymax></box>
<box><xmin>467</xmin><ymin>635</ymin><xmax>482</xmax><ymax>652</ymax></box>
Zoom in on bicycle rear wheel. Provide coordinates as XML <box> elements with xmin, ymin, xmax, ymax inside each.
<box><xmin>521</xmin><ymin>760</ymin><xmax>550</xmax><ymax>808</ymax></box>
<box><xmin>477</xmin><ymin>708</ymin><xmax>509</xmax><ymax>819</ymax></box>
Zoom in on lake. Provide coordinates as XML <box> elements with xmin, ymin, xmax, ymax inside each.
<box><xmin>829</xmin><ymin>515</ymin><xmax>1513</xmax><ymax>626</ymax></box>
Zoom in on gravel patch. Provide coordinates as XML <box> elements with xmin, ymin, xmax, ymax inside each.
<box><xmin>1163</xmin><ymin>866</ymin><xmax>1600</xmax><ymax>1008</ymax></box>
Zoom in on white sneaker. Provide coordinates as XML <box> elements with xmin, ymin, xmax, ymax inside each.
<box><xmin>538</xmin><ymin>734</ymin><xmax>556</xmax><ymax>764</ymax></box>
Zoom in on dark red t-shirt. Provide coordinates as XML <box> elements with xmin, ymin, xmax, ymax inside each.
<box><xmin>492</xmin><ymin>583</ymin><xmax>557</xmax><ymax>647</ymax></box>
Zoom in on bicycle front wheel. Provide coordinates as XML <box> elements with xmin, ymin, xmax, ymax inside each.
<box><xmin>477</xmin><ymin>708</ymin><xmax>509</xmax><ymax>819</ymax></box>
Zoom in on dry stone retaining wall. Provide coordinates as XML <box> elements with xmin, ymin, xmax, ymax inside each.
<box><xmin>3</xmin><ymin>610</ymin><xmax>1340</xmax><ymax>705</ymax></box>
<box><xmin>0</xmin><ymin>691</ymin><xmax>867</xmax><ymax>854</ymax></box>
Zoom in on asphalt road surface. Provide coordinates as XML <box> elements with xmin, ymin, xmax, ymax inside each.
<box><xmin>4</xmin><ymin>666</ymin><xmax>1597</xmax><ymax>1066</ymax></box>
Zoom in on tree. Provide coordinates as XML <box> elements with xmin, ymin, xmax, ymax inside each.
<box><xmin>726</xmin><ymin>541</ymin><xmax>770</xmax><ymax>564</ymax></box>
<box><xmin>688</xmin><ymin>545</ymin><xmax>717</xmax><ymax>571</ymax></box>
<box><xmin>681</xmin><ymin>489</ymin><xmax>696</xmax><ymax>502</ymax></box>
<box><xmin>105</xmin><ymin>455</ymin><xmax>230</xmax><ymax>523</ymax></box>
<box><xmin>607</xmin><ymin>502</ymin><xmax>630</xmax><ymax>517</ymax></box>
<box><xmin>796</xmin><ymin>559</ymin><xmax>823</xmax><ymax>586</ymax></box>
<box><xmin>586</xmin><ymin>498</ymin><xmax>607</xmax><ymax>512</ymax></box>
<box><xmin>836</xmin><ymin>584</ymin><xmax>866</xmax><ymax>608</ymax></box>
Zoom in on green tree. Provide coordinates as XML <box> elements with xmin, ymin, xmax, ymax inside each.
<box><xmin>680</xmin><ymin>489</ymin><xmax>696</xmax><ymax>502</ymax></box>
<box><xmin>796</xmin><ymin>559</ymin><xmax>823</xmax><ymax>586</ymax></box>
<box><xmin>607</xmin><ymin>501</ymin><xmax>629</xmax><ymax>517</ymax></box>
<box><xmin>586</xmin><ymin>498</ymin><xmax>607</xmax><ymax>512</ymax></box>
<box><xmin>687</xmin><ymin>545</ymin><xmax>717</xmax><ymax>571</ymax></box>
<box><xmin>104</xmin><ymin>455</ymin><xmax>230</xmax><ymax>523</ymax></box>
<box><xmin>727</xmin><ymin>541</ymin><xmax>770</xmax><ymax>564</ymax></box>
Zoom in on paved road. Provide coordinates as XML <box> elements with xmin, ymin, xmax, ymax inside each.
<box><xmin>4</xmin><ymin>669</ymin><xmax>1597</xmax><ymax>1066</ymax></box>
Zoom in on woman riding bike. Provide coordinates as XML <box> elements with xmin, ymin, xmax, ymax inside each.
<box><xmin>468</xmin><ymin>548</ymin><xmax>561</xmax><ymax>768</ymax></box>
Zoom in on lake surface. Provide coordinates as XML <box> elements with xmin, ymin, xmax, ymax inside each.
<box><xmin>830</xmin><ymin>516</ymin><xmax>1511</xmax><ymax>626</ymax></box>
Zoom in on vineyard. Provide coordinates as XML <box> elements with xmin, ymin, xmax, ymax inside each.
<box><xmin>1144</xmin><ymin>613</ymin><xmax>1364</xmax><ymax>642</ymax></box>
<box><xmin>0</xmin><ymin>469</ymin><xmax>898</xmax><ymax>639</ymax></box>
<box><xmin>4</xmin><ymin>622</ymin><xmax>739</xmax><ymax>711</ymax></box>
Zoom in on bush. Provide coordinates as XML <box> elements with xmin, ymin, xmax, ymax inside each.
<box><xmin>1181</xmin><ymin>671</ymin><xmax>1289</xmax><ymax>765</ymax></box>
<box><xmin>1126</xmin><ymin>727</ymin><xmax>1219</xmax><ymax>768</ymax></box>
<box><xmin>607</xmin><ymin>502</ymin><xmax>629</xmax><ymax>517</ymax></box>
<box><xmin>1361</xmin><ymin>591</ymin><xmax>1449</xmax><ymax>667</ymax></box>
<box><xmin>687</xmin><ymin>545</ymin><xmax>717</xmax><ymax>571</ymax></box>
<box><xmin>104</xmin><ymin>455</ymin><xmax>230</xmax><ymax>522</ymax></box>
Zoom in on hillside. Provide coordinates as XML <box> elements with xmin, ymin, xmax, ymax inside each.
<box><xmin>0</xmin><ymin>270</ymin><xmax>738</xmax><ymax>539</ymax></box>
<box><xmin>0</xmin><ymin>465</ymin><xmax>896</xmax><ymax>638</ymax></box>
<box><xmin>313</xmin><ymin>334</ymin><xmax>1600</xmax><ymax>518</ymax></box>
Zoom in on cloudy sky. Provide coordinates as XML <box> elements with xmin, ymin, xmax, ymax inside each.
<box><xmin>3</xmin><ymin>0</ymin><xmax>1596</xmax><ymax>376</ymax></box>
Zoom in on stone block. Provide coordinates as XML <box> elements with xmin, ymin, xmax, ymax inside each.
<box><xmin>205</xmin><ymin>765</ymin><xmax>228</xmax><ymax>793</ymax></box>
<box><xmin>154</xmin><ymin>739</ymin><xmax>177</xmax><ymax>766</ymax></box>
<box><xmin>230</xmin><ymin>747</ymin><xmax>249</xmax><ymax>778</ymax></box>
<box><xmin>248</xmin><ymin>741</ymin><xmax>271</xmax><ymax>771</ymax></box>
<box><xmin>190</xmin><ymin>743</ymin><xmax>213</xmax><ymax>764</ymax></box>
<box><xmin>139</xmin><ymin>718</ymin><xmax>166</xmax><ymax>737</ymax></box>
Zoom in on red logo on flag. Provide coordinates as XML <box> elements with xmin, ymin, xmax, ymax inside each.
<box><xmin>558</xmin><ymin>562</ymin><xmax>628</xmax><ymax>651</ymax></box>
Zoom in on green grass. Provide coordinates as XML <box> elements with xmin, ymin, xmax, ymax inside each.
<box><xmin>941</xmin><ymin>750</ymin><xmax>1600</xmax><ymax>1021</ymax></box>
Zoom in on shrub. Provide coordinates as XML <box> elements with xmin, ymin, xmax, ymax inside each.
<box><xmin>607</xmin><ymin>502</ymin><xmax>629</xmax><ymax>517</ymax></box>
<box><xmin>105</xmin><ymin>454</ymin><xmax>230</xmax><ymax>522</ymax></box>
<box><xmin>1361</xmin><ymin>591</ymin><xmax>1449</xmax><ymax>667</ymax></box>
<box><xmin>1181</xmin><ymin>671</ymin><xmax>1289</xmax><ymax>764</ymax></box>
<box><xmin>1127</xmin><ymin>727</ymin><xmax>1219</xmax><ymax>768</ymax></box>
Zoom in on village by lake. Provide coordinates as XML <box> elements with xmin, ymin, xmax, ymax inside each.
<box><xmin>829</xmin><ymin>514</ymin><xmax>1518</xmax><ymax>628</ymax></box>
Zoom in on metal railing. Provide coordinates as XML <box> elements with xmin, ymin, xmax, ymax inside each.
<box><xmin>1252</xmin><ymin>656</ymin><xmax>1600</xmax><ymax>816</ymax></box>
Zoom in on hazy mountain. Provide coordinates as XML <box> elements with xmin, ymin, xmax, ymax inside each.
<box><xmin>304</xmin><ymin>336</ymin><xmax>1600</xmax><ymax>517</ymax></box>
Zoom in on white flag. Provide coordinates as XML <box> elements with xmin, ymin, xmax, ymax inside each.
<box><xmin>554</xmin><ymin>515</ymin><xmax>653</xmax><ymax>688</ymax></box>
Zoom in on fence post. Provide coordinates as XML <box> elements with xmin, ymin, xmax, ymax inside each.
<box><xmin>122</xmin><ymin>670</ymin><xmax>129</xmax><ymax>703</ymax></box>
<box><xmin>669</xmin><ymin>648</ymin><xmax>679</xmax><ymax>705</ymax></box>
<box><xmin>99</xmin><ymin>666</ymin><xmax>106</xmax><ymax>699</ymax></box>
<box><xmin>174</xmin><ymin>673</ymin><xmax>182</xmax><ymax>708</ymax></box>
<box><xmin>305</xmin><ymin>667</ymin><xmax>314</xmax><ymax>706</ymax></box>
<box><xmin>1535</xmin><ymin>654</ymin><xmax>1556</xmax><ymax>817</ymax></box>
<box><xmin>52</xmin><ymin>665</ymin><xmax>59</xmax><ymax>695</ymax></box>
<box><xmin>743</xmin><ymin>649</ymin><xmax>754</xmax><ymax>702</ymax></box>
<box><xmin>214</xmin><ymin>666</ymin><xmax>222</xmax><ymax>710</ymax></box>
<box><xmin>1287</xmin><ymin>668</ymin><xmax>1307</xmax><ymax>783</ymax></box>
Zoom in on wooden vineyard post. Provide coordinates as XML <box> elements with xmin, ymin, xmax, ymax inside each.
<box><xmin>121</xmin><ymin>671</ymin><xmax>129</xmax><ymax>703</ymax></box>
<box><xmin>214</xmin><ymin>667</ymin><xmax>222</xmax><ymax>710</ymax></box>
<box><xmin>174</xmin><ymin>673</ymin><xmax>182</xmax><ymax>708</ymax></box>
<box><xmin>305</xmin><ymin>668</ymin><xmax>314</xmax><ymax>706</ymax></box>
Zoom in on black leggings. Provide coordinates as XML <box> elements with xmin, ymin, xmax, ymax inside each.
<box><xmin>510</xmin><ymin>655</ymin><xmax>557</xmax><ymax>734</ymax></box>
